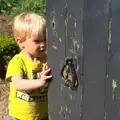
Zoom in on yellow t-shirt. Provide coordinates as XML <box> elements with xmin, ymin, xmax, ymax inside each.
<box><xmin>6</xmin><ymin>51</ymin><xmax>48</xmax><ymax>120</ymax></box>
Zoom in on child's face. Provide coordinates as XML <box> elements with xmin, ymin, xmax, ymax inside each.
<box><xmin>23</xmin><ymin>33</ymin><xmax>46</xmax><ymax>58</ymax></box>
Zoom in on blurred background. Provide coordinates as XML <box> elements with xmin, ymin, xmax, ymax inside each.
<box><xmin>0</xmin><ymin>0</ymin><xmax>46</xmax><ymax>119</ymax></box>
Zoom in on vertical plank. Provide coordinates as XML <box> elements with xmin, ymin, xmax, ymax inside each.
<box><xmin>83</xmin><ymin>0</ymin><xmax>108</xmax><ymax>120</ymax></box>
<box><xmin>47</xmin><ymin>0</ymin><xmax>84</xmax><ymax>120</ymax></box>
<box><xmin>46</xmin><ymin>0</ymin><xmax>68</xmax><ymax>120</ymax></box>
<box><xmin>61</xmin><ymin>0</ymin><xmax>84</xmax><ymax>119</ymax></box>
<box><xmin>106</xmin><ymin>0</ymin><xmax>120</xmax><ymax>120</ymax></box>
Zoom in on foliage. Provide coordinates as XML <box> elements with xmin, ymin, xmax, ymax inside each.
<box><xmin>0</xmin><ymin>0</ymin><xmax>20</xmax><ymax>14</ymax></box>
<box><xmin>0</xmin><ymin>0</ymin><xmax>46</xmax><ymax>16</ymax></box>
<box><xmin>0</xmin><ymin>0</ymin><xmax>46</xmax><ymax>78</ymax></box>
<box><xmin>0</xmin><ymin>33</ymin><xmax>19</xmax><ymax>68</ymax></box>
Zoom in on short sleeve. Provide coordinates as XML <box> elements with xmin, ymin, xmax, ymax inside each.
<box><xmin>6</xmin><ymin>56</ymin><xmax>23</xmax><ymax>82</ymax></box>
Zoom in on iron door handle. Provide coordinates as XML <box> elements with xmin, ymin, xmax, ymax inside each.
<box><xmin>61</xmin><ymin>58</ymin><xmax>78</xmax><ymax>90</ymax></box>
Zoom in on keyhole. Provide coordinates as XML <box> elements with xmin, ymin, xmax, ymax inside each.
<box><xmin>52</xmin><ymin>22</ymin><xmax>55</xmax><ymax>29</ymax></box>
<box><xmin>51</xmin><ymin>16</ymin><xmax>56</xmax><ymax>31</ymax></box>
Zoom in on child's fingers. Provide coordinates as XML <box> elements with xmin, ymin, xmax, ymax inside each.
<box><xmin>43</xmin><ymin>63</ymin><xmax>48</xmax><ymax>71</ymax></box>
<box><xmin>43</xmin><ymin>68</ymin><xmax>51</xmax><ymax>75</ymax></box>
<box><xmin>45</xmin><ymin>75</ymin><xmax>52</xmax><ymax>79</ymax></box>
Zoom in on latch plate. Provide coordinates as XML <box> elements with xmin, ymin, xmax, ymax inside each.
<box><xmin>61</xmin><ymin>57</ymin><xmax>78</xmax><ymax>90</ymax></box>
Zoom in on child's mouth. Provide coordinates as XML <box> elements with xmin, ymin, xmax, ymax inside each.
<box><xmin>40</xmin><ymin>49</ymin><xmax>44</xmax><ymax>52</ymax></box>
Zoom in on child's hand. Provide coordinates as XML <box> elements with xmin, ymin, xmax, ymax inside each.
<box><xmin>40</xmin><ymin>68</ymin><xmax>52</xmax><ymax>86</ymax></box>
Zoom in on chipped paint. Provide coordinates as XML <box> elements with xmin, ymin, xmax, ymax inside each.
<box><xmin>59</xmin><ymin>105</ymin><xmax>67</xmax><ymax>119</ymax></box>
<box><xmin>53</xmin><ymin>31</ymin><xmax>59</xmax><ymax>38</ymax></box>
<box><xmin>64</xmin><ymin>14</ymin><xmax>68</xmax><ymax>36</ymax></box>
<box><xmin>74</xmin><ymin>22</ymin><xmax>77</xmax><ymax>28</ymax></box>
<box><xmin>112</xmin><ymin>79</ymin><xmax>117</xmax><ymax>89</ymax></box>
<box><xmin>64</xmin><ymin>14</ymin><xmax>69</xmax><ymax>26</ymax></box>
<box><xmin>52</xmin><ymin>44</ymin><xmax>58</xmax><ymax>50</ymax></box>
<box><xmin>48</xmin><ymin>112</ymin><xmax>52</xmax><ymax>120</ymax></box>
<box><xmin>69</xmin><ymin>94</ymin><xmax>73</xmax><ymax>101</ymax></box>
<box><xmin>69</xmin><ymin>94</ymin><xmax>76</xmax><ymax>101</ymax></box>
<box><xmin>48</xmin><ymin>107</ymin><xmax>53</xmax><ymax>120</ymax></box>
<box><xmin>104</xmin><ymin>112</ymin><xmax>106</xmax><ymax>120</ymax></box>
<box><xmin>47</xmin><ymin>0</ymin><xmax>116</xmax><ymax>119</ymax></box>
<box><xmin>46</xmin><ymin>28</ymin><xmax>48</xmax><ymax>40</ymax></box>
<box><xmin>106</xmin><ymin>74</ymin><xmax>108</xmax><ymax>79</ymax></box>
<box><xmin>67</xmin><ymin>14</ymin><xmax>79</xmax><ymax>52</ymax></box>
<box><xmin>68</xmin><ymin>109</ymin><xmax>71</xmax><ymax>114</ymax></box>
<box><xmin>60</xmin><ymin>84</ymin><xmax>64</xmax><ymax>91</ymax></box>
<box><xmin>108</xmin><ymin>20</ymin><xmax>112</xmax><ymax>53</ymax></box>
<box><xmin>69</xmin><ymin>14</ymin><xmax>77</xmax><ymax>21</ymax></box>
<box><xmin>112</xmin><ymin>79</ymin><xmax>117</xmax><ymax>101</ymax></box>
<box><xmin>64</xmin><ymin>4</ymin><xmax>68</xmax><ymax>26</ymax></box>
<box><xmin>59</xmin><ymin>104</ymin><xmax>71</xmax><ymax>119</ymax></box>
<box><xmin>73</xmin><ymin>39</ymin><xmax>80</xmax><ymax>50</ymax></box>
<box><xmin>68</xmin><ymin>48</ymin><xmax>77</xmax><ymax>54</ymax></box>
<box><xmin>108</xmin><ymin>0</ymin><xmax>112</xmax><ymax>59</ymax></box>
<box><xmin>59</xmin><ymin>37</ymin><xmax>62</xmax><ymax>42</ymax></box>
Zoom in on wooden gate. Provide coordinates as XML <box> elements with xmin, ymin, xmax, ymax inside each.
<box><xmin>47</xmin><ymin>0</ymin><xmax>120</xmax><ymax>120</ymax></box>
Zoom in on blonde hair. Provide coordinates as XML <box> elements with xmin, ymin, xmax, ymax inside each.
<box><xmin>13</xmin><ymin>12</ymin><xmax>46</xmax><ymax>42</ymax></box>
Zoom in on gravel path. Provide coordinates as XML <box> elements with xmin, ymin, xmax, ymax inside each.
<box><xmin>0</xmin><ymin>83</ymin><xmax>9</xmax><ymax>120</ymax></box>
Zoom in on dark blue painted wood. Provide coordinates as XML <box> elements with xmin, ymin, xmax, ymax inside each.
<box><xmin>47</xmin><ymin>0</ymin><xmax>69</xmax><ymax>120</ymax></box>
<box><xmin>106</xmin><ymin>0</ymin><xmax>120</xmax><ymax>120</ymax></box>
<box><xmin>83</xmin><ymin>0</ymin><xmax>108</xmax><ymax>120</ymax></box>
<box><xmin>47</xmin><ymin>0</ymin><xmax>83</xmax><ymax>120</ymax></box>
<box><xmin>47</xmin><ymin>0</ymin><xmax>110</xmax><ymax>120</ymax></box>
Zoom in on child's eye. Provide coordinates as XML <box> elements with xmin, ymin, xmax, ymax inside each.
<box><xmin>34</xmin><ymin>39</ymin><xmax>45</xmax><ymax>44</ymax></box>
<box><xmin>34</xmin><ymin>40</ymin><xmax>40</xmax><ymax>43</ymax></box>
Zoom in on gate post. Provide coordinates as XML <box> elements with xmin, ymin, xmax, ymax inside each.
<box><xmin>47</xmin><ymin>0</ymin><xmax>109</xmax><ymax>120</ymax></box>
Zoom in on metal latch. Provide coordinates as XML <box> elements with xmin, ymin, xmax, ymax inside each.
<box><xmin>61</xmin><ymin>57</ymin><xmax>78</xmax><ymax>90</ymax></box>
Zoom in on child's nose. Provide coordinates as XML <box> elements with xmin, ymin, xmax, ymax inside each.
<box><xmin>40</xmin><ymin>43</ymin><xmax>45</xmax><ymax>50</ymax></box>
<box><xmin>40</xmin><ymin>43</ymin><xmax>45</xmax><ymax>47</ymax></box>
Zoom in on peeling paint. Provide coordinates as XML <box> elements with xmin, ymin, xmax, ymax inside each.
<box><xmin>64</xmin><ymin>14</ymin><xmax>68</xmax><ymax>36</ymax></box>
<box><xmin>108</xmin><ymin>0</ymin><xmax>112</xmax><ymax>57</ymax></box>
<box><xmin>59</xmin><ymin>104</ymin><xmax>71</xmax><ymax>119</ymax></box>
<box><xmin>73</xmin><ymin>39</ymin><xmax>80</xmax><ymax>50</ymax></box>
<box><xmin>48</xmin><ymin>114</ymin><xmax>52</xmax><ymax>120</ymax></box>
<box><xmin>106</xmin><ymin>74</ymin><xmax>108</xmax><ymax>79</ymax></box>
<box><xmin>108</xmin><ymin>20</ymin><xmax>112</xmax><ymax>53</ymax></box>
<box><xmin>69</xmin><ymin>94</ymin><xmax>76</xmax><ymax>101</ymax></box>
<box><xmin>53</xmin><ymin>31</ymin><xmax>59</xmax><ymax>38</ymax></box>
<box><xmin>74</xmin><ymin>22</ymin><xmax>77</xmax><ymax>28</ymax></box>
<box><xmin>69</xmin><ymin>94</ymin><xmax>73</xmax><ymax>101</ymax></box>
<box><xmin>69</xmin><ymin>14</ymin><xmax>77</xmax><ymax>21</ymax></box>
<box><xmin>59</xmin><ymin>37</ymin><xmax>62</xmax><ymax>42</ymax></box>
<box><xmin>61</xmin><ymin>84</ymin><xmax>64</xmax><ymax>91</ymax></box>
<box><xmin>52</xmin><ymin>44</ymin><xmax>58</xmax><ymax>50</ymax></box>
<box><xmin>47</xmin><ymin>0</ymin><xmax>114</xmax><ymax>119</ymax></box>
<box><xmin>69</xmin><ymin>109</ymin><xmax>71</xmax><ymax>114</ymax></box>
<box><xmin>48</xmin><ymin>111</ymin><xmax>52</xmax><ymax>120</ymax></box>
<box><xmin>112</xmin><ymin>79</ymin><xmax>117</xmax><ymax>89</ymax></box>
<box><xmin>46</xmin><ymin>28</ymin><xmax>48</xmax><ymax>40</ymax></box>
<box><xmin>64</xmin><ymin>14</ymin><xmax>69</xmax><ymax>26</ymax></box>
<box><xmin>112</xmin><ymin>79</ymin><xmax>117</xmax><ymax>101</ymax></box>
<box><xmin>104</xmin><ymin>112</ymin><xmax>106</xmax><ymax>120</ymax></box>
<box><xmin>68</xmin><ymin>48</ymin><xmax>77</xmax><ymax>54</ymax></box>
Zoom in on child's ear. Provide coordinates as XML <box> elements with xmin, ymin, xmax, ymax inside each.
<box><xmin>16</xmin><ymin>37</ymin><xmax>25</xmax><ymax>49</ymax></box>
<box><xmin>16</xmin><ymin>37</ymin><xmax>21</xmax><ymax>44</ymax></box>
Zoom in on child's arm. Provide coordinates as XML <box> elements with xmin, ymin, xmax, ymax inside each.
<box><xmin>11</xmin><ymin>68</ymin><xmax>52</xmax><ymax>91</ymax></box>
